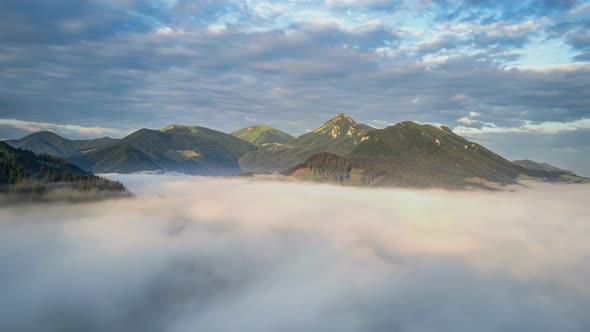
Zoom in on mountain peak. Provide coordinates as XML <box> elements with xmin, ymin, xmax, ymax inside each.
<box><xmin>326</xmin><ymin>113</ymin><xmax>357</xmax><ymax>125</ymax></box>
<box><xmin>307</xmin><ymin>114</ymin><xmax>372</xmax><ymax>140</ymax></box>
<box><xmin>26</xmin><ymin>131</ymin><xmax>66</xmax><ymax>140</ymax></box>
<box><xmin>161</xmin><ymin>124</ymin><xmax>189</xmax><ymax>131</ymax></box>
<box><xmin>232</xmin><ymin>125</ymin><xmax>294</xmax><ymax>145</ymax></box>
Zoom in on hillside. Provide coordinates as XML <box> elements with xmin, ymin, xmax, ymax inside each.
<box><xmin>232</xmin><ymin>125</ymin><xmax>294</xmax><ymax>145</ymax></box>
<box><xmin>283</xmin><ymin>123</ymin><xmax>589</xmax><ymax>189</ymax></box>
<box><xmin>0</xmin><ymin>142</ymin><xmax>129</xmax><ymax>203</ymax></box>
<box><xmin>6</xmin><ymin>131</ymin><xmax>118</xmax><ymax>156</ymax></box>
<box><xmin>348</xmin><ymin>122</ymin><xmax>520</xmax><ymax>185</ymax></box>
<box><xmin>239</xmin><ymin>114</ymin><xmax>373</xmax><ymax>172</ymax></box>
<box><xmin>513</xmin><ymin>159</ymin><xmax>575</xmax><ymax>175</ymax></box>
<box><xmin>70</xmin><ymin>126</ymin><xmax>257</xmax><ymax>175</ymax></box>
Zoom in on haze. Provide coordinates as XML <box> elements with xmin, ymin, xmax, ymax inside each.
<box><xmin>1</xmin><ymin>175</ymin><xmax>589</xmax><ymax>332</ymax></box>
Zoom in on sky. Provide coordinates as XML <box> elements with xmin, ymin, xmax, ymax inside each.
<box><xmin>0</xmin><ymin>0</ymin><xmax>589</xmax><ymax>174</ymax></box>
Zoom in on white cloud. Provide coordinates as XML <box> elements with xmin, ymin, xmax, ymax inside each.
<box><xmin>457</xmin><ymin>117</ymin><xmax>479</xmax><ymax>126</ymax></box>
<box><xmin>155</xmin><ymin>26</ymin><xmax>184</xmax><ymax>35</ymax></box>
<box><xmin>454</xmin><ymin>118</ymin><xmax>590</xmax><ymax>136</ymax></box>
<box><xmin>1</xmin><ymin>175</ymin><xmax>590</xmax><ymax>331</ymax></box>
<box><xmin>325</xmin><ymin>0</ymin><xmax>394</xmax><ymax>9</ymax></box>
<box><xmin>0</xmin><ymin>119</ymin><xmax>129</xmax><ymax>137</ymax></box>
<box><xmin>552</xmin><ymin>146</ymin><xmax>578</xmax><ymax>153</ymax></box>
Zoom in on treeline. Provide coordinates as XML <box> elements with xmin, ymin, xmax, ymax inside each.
<box><xmin>0</xmin><ymin>158</ymin><xmax>25</xmax><ymax>185</ymax></box>
<box><xmin>283</xmin><ymin>153</ymin><xmax>361</xmax><ymax>183</ymax></box>
<box><xmin>285</xmin><ymin>153</ymin><xmax>497</xmax><ymax>189</ymax></box>
<box><xmin>0</xmin><ymin>142</ymin><xmax>127</xmax><ymax>193</ymax></box>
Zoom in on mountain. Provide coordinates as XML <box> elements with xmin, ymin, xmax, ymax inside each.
<box><xmin>69</xmin><ymin>125</ymin><xmax>257</xmax><ymax>175</ymax></box>
<box><xmin>5</xmin><ymin>131</ymin><xmax>118</xmax><ymax>156</ymax></box>
<box><xmin>513</xmin><ymin>160</ymin><xmax>575</xmax><ymax>175</ymax></box>
<box><xmin>232</xmin><ymin>125</ymin><xmax>294</xmax><ymax>145</ymax></box>
<box><xmin>348</xmin><ymin>121</ymin><xmax>520</xmax><ymax>185</ymax></box>
<box><xmin>0</xmin><ymin>142</ymin><xmax>128</xmax><ymax>203</ymax></box>
<box><xmin>239</xmin><ymin>114</ymin><xmax>373</xmax><ymax>172</ymax></box>
<box><xmin>5</xmin><ymin>116</ymin><xmax>587</xmax><ymax>188</ymax></box>
<box><xmin>284</xmin><ymin>122</ymin><xmax>589</xmax><ymax>189</ymax></box>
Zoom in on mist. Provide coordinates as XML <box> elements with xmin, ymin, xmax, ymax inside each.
<box><xmin>1</xmin><ymin>175</ymin><xmax>589</xmax><ymax>332</ymax></box>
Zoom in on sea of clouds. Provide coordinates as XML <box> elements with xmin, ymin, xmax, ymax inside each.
<box><xmin>1</xmin><ymin>174</ymin><xmax>589</xmax><ymax>332</ymax></box>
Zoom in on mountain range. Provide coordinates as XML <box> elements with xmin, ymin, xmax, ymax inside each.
<box><xmin>4</xmin><ymin>114</ymin><xmax>588</xmax><ymax>189</ymax></box>
<box><xmin>6</xmin><ymin>131</ymin><xmax>117</xmax><ymax>156</ymax></box>
<box><xmin>8</xmin><ymin>125</ymin><xmax>257</xmax><ymax>175</ymax></box>
<box><xmin>238</xmin><ymin>114</ymin><xmax>373</xmax><ymax>172</ymax></box>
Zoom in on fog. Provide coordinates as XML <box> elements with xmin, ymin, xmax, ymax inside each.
<box><xmin>1</xmin><ymin>175</ymin><xmax>590</xmax><ymax>332</ymax></box>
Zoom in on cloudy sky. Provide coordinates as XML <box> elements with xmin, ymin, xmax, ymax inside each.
<box><xmin>0</xmin><ymin>0</ymin><xmax>589</xmax><ymax>174</ymax></box>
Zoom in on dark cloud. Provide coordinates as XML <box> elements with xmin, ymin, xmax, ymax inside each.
<box><xmin>0</xmin><ymin>0</ymin><xmax>145</xmax><ymax>45</ymax></box>
<box><xmin>574</xmin><ymin>51</ymin><xmax>590</xmax><ymax>61</ymax></box>
<box><xmin>0</xmin><ymin>24</ymin><xmax>588</xmax><ymax>134</ymax></box>
<box><xmin>567</xmin><ymin>29</ymin><xmax>590</xmax><ymax>51</ymax></box>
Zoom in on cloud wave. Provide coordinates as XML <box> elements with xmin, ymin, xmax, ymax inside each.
<box><xmin>1</xmin><ymin>175</ymin><xmax>589</xmax><ymax>332</ymax></box>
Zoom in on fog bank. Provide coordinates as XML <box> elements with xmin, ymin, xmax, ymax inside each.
<box><xmin>1</xmin><ymin>175</ymin><xmax>589</xmax><ymax>332</ymax></box>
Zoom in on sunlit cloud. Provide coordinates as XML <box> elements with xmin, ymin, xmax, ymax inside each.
<box><xmin>0</xmin><ymin>119</ymin><xmax>129</xmax><ymax>137</ymax></box>
<box><xmin>454</xmin><ymin>118</ymin><xmax>590</xmax><ymax>136</ymax></box>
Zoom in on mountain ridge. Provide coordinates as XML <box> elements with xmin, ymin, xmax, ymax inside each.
<box><xmin>6</xmin><ymin>131</ymin><xmax>118</xmax><ymax>156</ymax></box>
<box><xmin>513</xmin><ymin>159</ymin><xmax>575</xmax><ymax>175</ymax></box>
<box><xmin>238</xmin><ymin>114</ymin><xmax>374</xmax><ymax>172</ymax></box>
<box><xmin>3</xmin><ymin>114</ymin><xmax>588</xmax><ymax>189</ymax></box>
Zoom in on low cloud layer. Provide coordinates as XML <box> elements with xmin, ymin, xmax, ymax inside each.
<box><xmin>1</xmin><ymin>175</ymin><xmax>589</xmax><ymax>332</ymax></box>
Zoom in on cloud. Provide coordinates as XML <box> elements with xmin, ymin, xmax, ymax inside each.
<box><xmin>432</xmin><ymin>0</ymin><xmax>581</xmax><ymax>23</ymax></box>
<box><xmin>457</xmin><ymin>116</ymin><xmax>479</xmax><ymax>125</ymax></box>
<box><xmin>325</xmin><ymin>0</ymin><xmax>400</xmax><ymax>10</ymax></box>
<box><xmin>454</xmin><ymin>118</ymin><xmax>590</xmax><ymax>135</ymax></box>
<box><xmin>566</xmin><ymin>29</ymin><xmax>590</xmax><ymax>51</ymax></box>
<box><xmin>552</xmin><ymin>146</ymin><xmax>578</xmax><ymax>153</ymax></box>
<box><xmin>1</xmin><ymin>175</ymin><xmax>590</xmax><ymax>331</ymax></box>
<box><xmin>0</xmin><ymin>119</ymin><xmax>129</xmax><ymax>137</ymax></box>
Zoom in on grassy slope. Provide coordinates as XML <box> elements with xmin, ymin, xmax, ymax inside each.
<box><xmin>349</xmin><ymin>122</ymin><xmax>520</xmax><ymax>185</ymax></box>
<box><xmin>162</xmin><ymin>125</ymin><xmax>256</xmax><ymax>157</ymax></box>
<box><xmin>231</xmin><ymin>125</ymin><xmax>294</xmax><ymax>145</ymax></box>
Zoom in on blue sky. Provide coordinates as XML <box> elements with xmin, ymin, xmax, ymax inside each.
<box><xmin>0</xmin><ymin>0</ymin><xmax>589</xmax><ymax>174</ymax></box>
